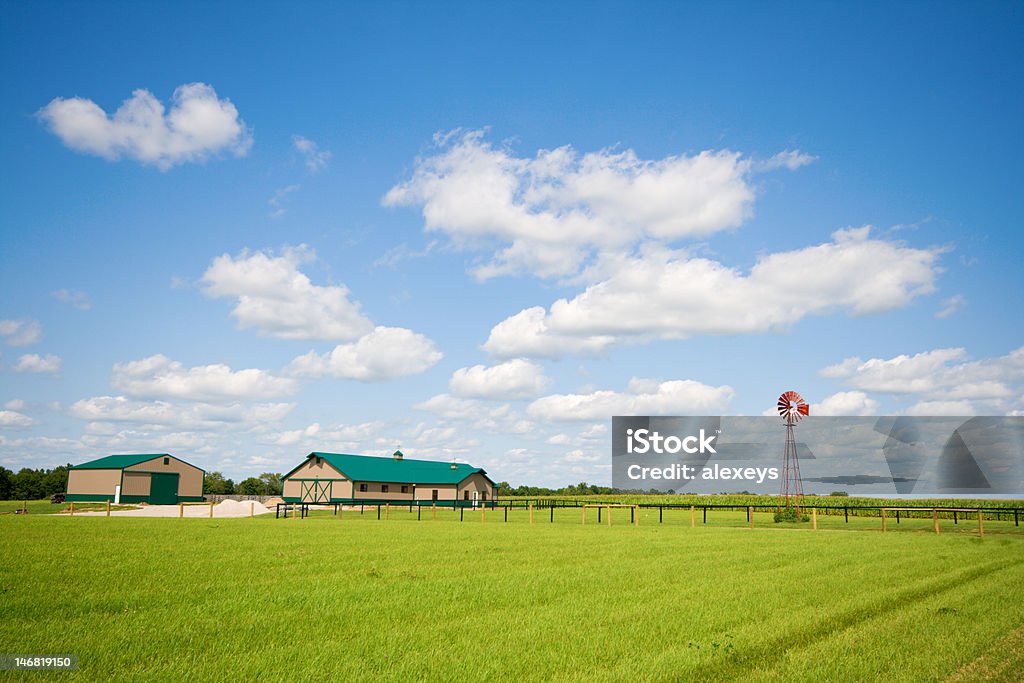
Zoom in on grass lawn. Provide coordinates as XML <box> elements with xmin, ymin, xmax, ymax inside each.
<box><xmin>2</xmin><ymin>514</ymin><xmax>1023</xmax><ymax>682</ymax></box>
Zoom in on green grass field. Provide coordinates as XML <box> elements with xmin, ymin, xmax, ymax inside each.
<box><xmin>2</xmin><ymin>512</ymin><xmax>1023</xmax><ymax>682</ymax></box>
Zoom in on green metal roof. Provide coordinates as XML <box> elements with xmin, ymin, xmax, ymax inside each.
<box><xmin>287</xmin><ymin>452</ymin><xmax>494</xmax><ymax>485</ymax></box>
<box><xmin>71</xmin><ymin>453</ymin><xmax>205</xmax><ymax>472</ymax></box>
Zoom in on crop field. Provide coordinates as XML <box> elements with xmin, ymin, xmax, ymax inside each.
<box><xmin>2</xmin><ymin>513</ymin><xmax>1023</xmax><ymax>682</ymax></box>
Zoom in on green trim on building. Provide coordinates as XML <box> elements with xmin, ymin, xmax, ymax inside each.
<box><xmin>282</xmin><ymin>452</ymin><xmax>496</xmax><ymax>487</ymax></box>
<box><xmin>70</xmin><ymin>453</ymin><xmax>206</xmax><ymax>473</ymax></box>
<box><xmin>281</xmin><ymin>495</ymin><xmax>490</xmax><ymax>508</ymax></box>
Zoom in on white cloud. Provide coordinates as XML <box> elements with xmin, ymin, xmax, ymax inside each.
<box><xmin>268</xmin><ymin>184</ymin><xmax>300</xmax><ymax>218</ymax></box>
<box><xmin>414</xmin><ymin>393</ymin><xmax>483</xmax><ymax>419</ymax></box>
<box><xmin>0</xmin><ymin>410</ymin><xmax>35</xmax><ymax>428</ymax></box>
<box><xmin>484</xmin><ymin>307</ymin><xmax>616</xmax><ymax>359</ymax></box>
<box><xmin>263</xmin><ymin>420</ymin><xmax>383</xmax><ymax>448</ymax></box>
<box><xmin>293</xmin><ymin>135</ymin><xmax>331</xmax><ymax>172</ymax></box>
<box><xmin>812</xmin><ymin>391</ymin><xmax>880</xmax><ymax>416</ymax></box>
<box><xmin>0</xmin><ymin>319</ymin><xmax>42</xmax><ymax>347</ymax></box>
<box><xmin>486</xmin><ymin>228</ymin><xmax>941</xmax><ymax>358</ymax></box>
<box><xmin>936</xmin><ymin>294</ymin><xmax>966</xmax><ymax>319</ymax></box>
<box><xmin>51</xmin><ymin>289</ymin><xmax>91</xmax><ymax>310</ymax></box>
<box><xmin>201</xmin><ymin>246</ymin><xmax>374</xmax><ymax>341</ymax></box>
<box><xmin>4</xmin><ymin>400</ymin><xmax>25</xmax><ymax>410</ymax></box>
<box><xmin>414</xmin><ymin>394</ymin><xmax>537</xmax><ymax>436</ymax></box>
<box><xmin>37</xmin><ymin>83</ymin><xmax>252</xmax><ymax>170</ymax></box>
<box><xmin>546</xmin><ymin>433</ymin><xmax>571</xmax><ymax>445</ymax></box>
<box><xmin>14</xmin><ymin>353</ymin><xmax>62</xmax><ymax>374</ymax></box>
<box><xmin>820</xmin><ymin>347</ymin><xmax>1023</xmax><ymax>398</ymax></box>
<box><xmin>384</xmin><ymin>129</ymin><xmax>810</xmax><ymax>280</ymax></box>
<box><xmin>903</xmin><ymin>400</ymin><xmax>977</xmax><ymax>416</ymax></box>
<box><xmin>69</xmin><ymin>396</ymin><xmax>294</xmax><ymax>430</ymax></box>
<box><xmin>111</xmin><ymin>354</ymin><xmax>298</xmax><ymax>401</ymax></box>
<box><xmin>286</xmin><ymin>326</ymin><xmax>442</xmax><ymax>381</ymax></box>
<box><xmin>449</xmin><ymin>358</ymin><xmax>550</xmax><ymax>400</ymax></box>
<box><xmin>565</xmin><ymin>449</ymin><xmax>601</xmax><ymax>463</ymax></box>
<box><xmin>527</xmin><ymin>378</ymin><xmax>734</xmax><ymax>421</ymax></box>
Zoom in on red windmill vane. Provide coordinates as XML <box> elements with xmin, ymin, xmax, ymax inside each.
<box><xmin>777</xmin><ymin>390</ymin><xmax>809</xmax><ymax>511</ymax></box>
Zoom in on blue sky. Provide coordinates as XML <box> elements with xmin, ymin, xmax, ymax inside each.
<box><xmin>1</xmin><ymin>1</ymin><xmax>1022</xmax><ymax>486</ymax></box>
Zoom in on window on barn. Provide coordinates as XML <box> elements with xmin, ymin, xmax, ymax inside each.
<box><xmin>464</xmin><ymin>491</ymin><xmax>469</xmax><ymax>500</ymax></box>
<box><xmin>432</xmin><ymin>490</ymin><xmax>438</xmax><ymax>501</ymax></box>
<box><xmin>163</xmin><ymin>457</ymin><xmax>169</xmax><ymax>465</ymax></box>
<box><xmin>382</xmin><ymin>485</ymin><xmax>389</xmax><ymax>493</ymax></box>
<box><xmin>482</xmin><ymin>491</ymin><xmax>488</xmax><ymax>501</ymax></box>
<box><xmin>401</xmin><ymin>485</ymin><xmax>408</xmax><ymax>494</ymax></box>
<box><xmin>359</xmin><ymin>483</ymin><xmax>368</xmax><ymax>492</ymax></box>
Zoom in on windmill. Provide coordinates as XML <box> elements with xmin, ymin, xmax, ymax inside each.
<box><xmin>777</xmin><ymin>390</ymin><xmax>809</xmax><ymax>512</ymax></box>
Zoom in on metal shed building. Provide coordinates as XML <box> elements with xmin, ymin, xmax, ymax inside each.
<box><xmin>281</xmin><ymin>451</ymin><xmax>497</xmax><ymax>506</ymax></box>
<box><xmin>65</xmin><ymin>454</ymin><xmax>205</xmax><ymax>504</ymax></box>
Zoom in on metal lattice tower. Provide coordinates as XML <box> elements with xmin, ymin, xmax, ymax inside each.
<box><xmin>777</xmin><ymin>390</ymin><xmax>809</xmax><ymax>511</ymax></box>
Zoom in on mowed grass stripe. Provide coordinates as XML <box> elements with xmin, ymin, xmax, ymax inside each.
<box><xmin>2</xmin><ymin>518</ymin><xmax>1022</xmax><ymax>682</ymax></box>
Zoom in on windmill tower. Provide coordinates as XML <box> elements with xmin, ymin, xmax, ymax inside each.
<box><xmin>777</xmin><ymin>390</ymin><xmax>809</xmax><ymax>511</ymax></box>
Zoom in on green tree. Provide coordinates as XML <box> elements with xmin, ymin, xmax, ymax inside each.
<box><xmin>203</xmin><ymin>472</ymin><xmax>235</xmax><ymax>495</ymax></box>
<box><xmin>43</xmin><ymin>465</ymin><xmax>70</xmax><ymax>497</ymax></box>
<box><xmin>236</xmin><ymin>477</ymin><xmax>264</xmax><ymax>495</ymax></box>
<box><xmin>0</xmin><ymin>466</ymin><xmax>13</xmax><ymax>500</ymax></box>
<box><xmin>12</xmin><ymin>468</ymin><xmax>46</xmax><ymax>500</ymax></box>
<box><xmin>258</xmin><ymin>472</ymin><xmax>282</xmax><ymax>495</ymax></box>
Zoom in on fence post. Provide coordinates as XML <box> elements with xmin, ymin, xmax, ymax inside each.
<box><xmin>460</xmin><ymin>507</ymin><xmax>464</xmax><ymax>522</ymax></box>
<box><xmin>529</xmin><ymin>503</ymin><xmax>533</xmax><ymax>525</ymax></box>
<box><xmin>582</xmin><ymin>506</ymin><xmax>586</xmax><ymax>526</ymax></box>
<box><xmin>978</xmin><ymin>509</ymin><xmax>984</xmax><ymax>537</ymax></box>
<box><xmin>635</xmin><ymin>505</ymin><xmax>639</xmax><ymax>528</ymax></box>
<box><xmin>386</xmin><ymin>503</ymin><xmax>390</xmax><ymax>521</ymax></box>
<box><xmin>748</xmin><ymin>506</ymin><xmax>753</xmax><ymax>529</ymax></box>
<box><xmin>607</xmin><ymin>505</ymin><xmax>611</xmax><ymax>527</ymax></box>
<box><xmin>106</xmin><ymin>500</ymin><xmax>111</xmax><ymax>517</ymax></box>
<box><xmin>22</xmin><ymin>500</ymin><xmax>27</xmax><ymax>514</ymax></box>
<box><xmin>481</xmin><ymin>506</ymin><xmax>485</xmax><ymax>523</ymax></box>
<box><xmin>812</xmin><ymin>507</ymin><xmax>817</xmax><ymax>530</ymax></box>
<box><xmin>881</xmin><ymin>508</ymin><xmax>886</xmax><ymax>533</ymax></box>
<box><xmin>250</xmin><ymin>502</ymin><xmax>254</xmax><ymax>518</ymax></box>
<box><xmin>70</xmin><ymin>502</ymin><xmax>74</xmax><ymax>517</ymax></box>
<box><xmin>659</xmin><ymin>506</ymin><xmax>663</xmax><ymax>524</ymax></box>
<box><xmin>844</xmin><ymin>506</ymin><xmax>848</xmax><ymax>523</ymax></box>
<box><xmin>690</xmin><ymin>505</ymin><xmax>695</xmax><ymax>528</ymax></box>
<box><xmin>932</xmin><ymin>509</ymin><xmax>939</xmax><ymax>534</ymax></box>
<box><xmin>179</xmin><ymin>503</ymin><xmax>184</xmax><ymax>518</ymax></box>
<box><xmin>209</xmin><ymin>501</ymin><xmax>214</xmax><ymax>518</ymax></box>
<box><xmin>432</xmin><ymin>503</ymin><xmax>436</xmax><ymax>520</ymax></box>
<box><xmin>550</xmin><ymin>505</ymin><xmax>553</xmax><ymax>524</ymax></box>
<box><xmin>377</xmin><ymin>505</ymin><xmax>381</xmax><ymax>520</ymax></box>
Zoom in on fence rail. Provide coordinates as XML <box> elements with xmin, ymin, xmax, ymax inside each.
<box><xmin>274</xmin><ymin>499</ymin><xmax>1022</xmax><ymax>535</ymax></box>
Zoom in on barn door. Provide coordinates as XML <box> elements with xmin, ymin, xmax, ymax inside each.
<box><xmin>300</xmin><ymin>480</ymin><xmax>331</xmax><ymax>503</ymax></box>
<box><xmin>149</xmin><ymin>472</ymin><xmax>179</xmax><ymax>505</ymax></box>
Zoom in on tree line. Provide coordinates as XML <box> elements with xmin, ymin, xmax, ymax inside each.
<box><xmin>202</xmin><ymin>472</ymin><xmax>283</xmax><ymax>496</ymax></box>
<box><xmin>0</xmin><ymin>466</ymin><xmax>285</xmax><ymax>500</ymax></box>
<box><xmin>0</xmin><ymin>465</ymin><xmax>71</xmax><ymax>501</ymax></box>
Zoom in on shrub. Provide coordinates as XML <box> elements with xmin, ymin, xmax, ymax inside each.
<box><xmin>50</xmin><ymin>492</ymin><xmax>66</xmax><ymax>504</ymax></box>
<box><xmin>774</xmin><ymin>507</ymin><xmax>809</xmax><ymax>523</ymax></box>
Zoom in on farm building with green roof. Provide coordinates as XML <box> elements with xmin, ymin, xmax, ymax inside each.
<box><xmin>281</xmin><ymin>451</ymin><xmax>497</xmax><ymax>506</ymax></box>
<box><xmin>66</xmin><ymin>453</ymin><xmax>205</xmax><ymax>504</ymax></box>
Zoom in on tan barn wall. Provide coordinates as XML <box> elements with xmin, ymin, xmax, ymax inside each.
<box><xmin>125</xmin><ymin>456</ymin><xmax>204</xmax><ymax>498</ymax></box>
<box><xmin>351</xmin><ymin>481</ymin><xmax>416</xmax><ymax>501</ymax></box>
<box><xmin>282</xmin><ymin>479</ymin><xmax>303</xmax><ymax>499</ymax></box>
<box><xmin>66</xmin><ymin>469</ymin><xmax>121</xmax><ymax>495</ymax></box>
<box><xmin>457</xmin><ymin>472</ymin><xmax>495</xmax><ymax>501</ymax></box>
<box><xmin>121</xmin><ymin>471</ymin><xmax>151</xmax><ymax>496</ymax></box>
<box><xmin>285</xmin><ymin>457</ymin><xmax>347</xmax><ymax>480</ymax></box>
<box><xmin>283</xmin><ymin>457</ymin><xmax>351</xmax><ymax>500</ymax></box>
<box><xmin>414</xmin><ymin>484</ymin><xmax>457</xmax><ymax>501</ymax></box>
